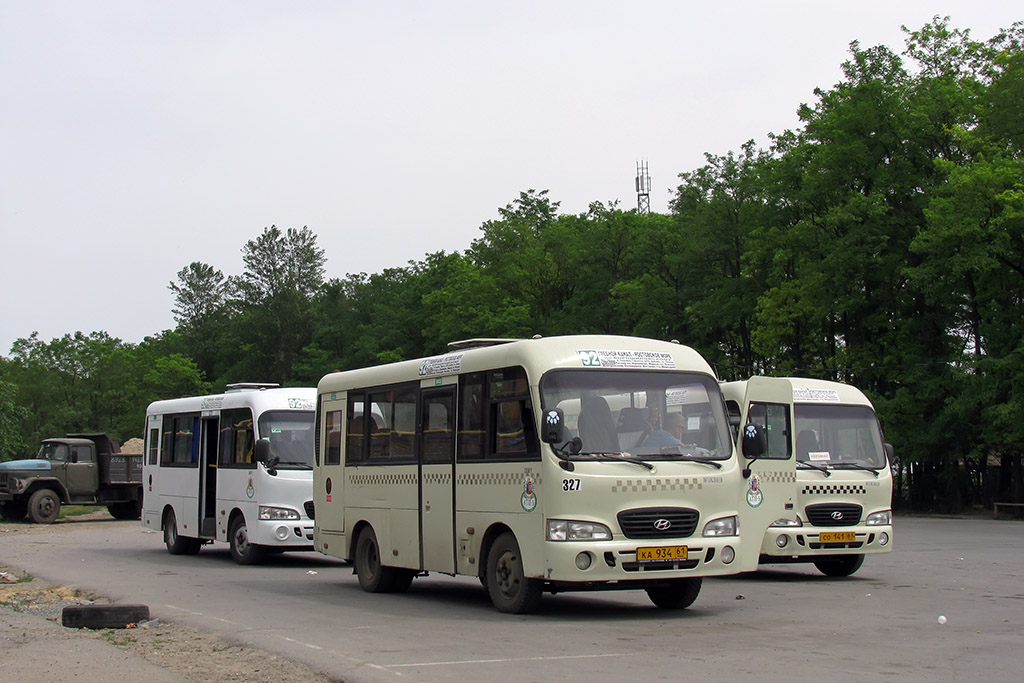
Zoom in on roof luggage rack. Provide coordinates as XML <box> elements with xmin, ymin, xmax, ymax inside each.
<box><xmin>446</xmin><ymin>338</ymin><xmax>524</xmax><ymax>352</ymax></box>
<box><xmin>225</xmin><ymin>382</ymin><xmax>281</xmax><ymax>392</ymax></box>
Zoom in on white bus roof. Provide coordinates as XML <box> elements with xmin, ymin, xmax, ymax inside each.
<box><xmin>146</xmin><ymin>387</ymin><xmax>317</xmax><ymax>415</ymax></box>
<box><xmin>318</xmin><ymin>335</ymin><xmax>715</xmax><ymax>394</ymax></box>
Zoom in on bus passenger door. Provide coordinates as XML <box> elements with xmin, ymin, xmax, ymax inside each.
<box><xmin>199</xmin><ymin>414</ymin><xmax>219</xmax><ymax>538</ymax></box>
<box><xmin>419</xmin><ymin>387</ymin><xmax>456</xmax><ymax>573</ymax></box>
<box><xmin>734</xmin><ymin>376</ymin><xmax>796</xmax><ymax>572</ymax></box>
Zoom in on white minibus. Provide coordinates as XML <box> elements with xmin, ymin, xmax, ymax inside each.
<box><xmin>142</xmin><ymin>384</ymin><xmax>317</xmax><ymax>564</ymax></box>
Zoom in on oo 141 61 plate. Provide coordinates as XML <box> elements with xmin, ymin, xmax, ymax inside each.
<box><xmin>819</xmin><ymin>531</ymin><xmax>856</xmax><ymax>543</ymax></box>
<box><xmin>636</xmin><ymin>545</ymin><xmax>688</xmax><ymax>562</ymax></box>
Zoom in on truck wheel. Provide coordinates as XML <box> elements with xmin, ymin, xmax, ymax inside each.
<box><xmin>164</xmin><ymin>509</ymin><xmax>201</xmax><ymax>555</ymax></box>
<box><xmin>28</xmin><ymin>489</ymin><xmax>61</xmax><ymax>524</ymax></box>
<box><xmin>813</xmin><ymin>554</ymin><xmax>865</xmax><ymax>577</ymax></box>
<box><xmin>646</xmin><ymin>577</ymin><xmax>702</xmax><ymax>609</ymax></box>
<box><xmin>485</xmin><ymin>532</ymin><xmax>542</xmax><ymax>614</ymax></box>
<box><xmin>0</xmin><ymin>501</ymin><xmax>28</xmax><ymax>521</ymax></box>
<box><xmin>107</xmin><ymin>501</ymin><xmax>141</xmax><ymax>520</ymax></box>
<box><xmin>229</xmin><ymin>515</ymin><xmax>266</xmax><ymax>565</ymax></box>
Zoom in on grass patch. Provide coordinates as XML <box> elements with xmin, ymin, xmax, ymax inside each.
<box><xmin>58</xmin><ymin>505</ymin><xmax>100</xmax><ymax>519</ymax></box>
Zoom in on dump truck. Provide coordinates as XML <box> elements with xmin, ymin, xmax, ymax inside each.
<box><xmin>0</xmin><ymin>433</ymin><xmax>143</xmax><ymax>524</ymax></box>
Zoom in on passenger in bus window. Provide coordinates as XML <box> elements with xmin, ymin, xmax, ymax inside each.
<box><xmin>642</xmin><ymin>412</ymin><xmax>685</xmax><ymax>448</ymax></box>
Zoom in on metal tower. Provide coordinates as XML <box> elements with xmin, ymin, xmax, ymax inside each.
<box><xmin>635</xmin><ymin>160</ymin><xmax>651</xmax><ymax>214</ymax></box>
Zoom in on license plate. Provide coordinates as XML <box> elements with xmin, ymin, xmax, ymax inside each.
<box><xmin>819</xmin><ymin>531</ymin><xmax>856</xmax><ymax>543</ymax></box>
<box><xmin>636</xmin><ymin>545</ymin><xmax>688</xmax><ymax>562</ymax></box>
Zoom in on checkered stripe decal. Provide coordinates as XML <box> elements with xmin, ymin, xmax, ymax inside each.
<box><xmin>349</xmin><ymin>472</ymin><xmax>418</xmax><ymax>486</ymax></box>
<box><xmin>422</xmin><ymin>472</ymin><xmax>451</xmax><ymax>485</ymax></box>
<box><xmin>611</xmin><ymin>478</ymin><xmax>702</xmax><ymax>493</ymax></box>
<box><xmin>802</xmin><ymin>484</ymin><xmax>867</xmax><ymax>495</ymax></box>
<box><xmin>458</xmin><ymin>472</ymin><xmax>542</xmax><ymax>486</ymax></box>
<box><xmin>758</xmin><ymin>470</ymin><xmax>797</xmax><ymax>484</ymax></box>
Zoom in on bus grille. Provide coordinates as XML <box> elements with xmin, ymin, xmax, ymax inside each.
<box><xmin>303</xmin><ymin>500</ymin><xmax>315</xmax><ymax>520</ymax></box>
<box><xmin>617</xmin><ymin>507</ymin><xmax>699</xmax><ymax>539</ymax></box>
<box><xmin>805</xmin><ymin>503</ymin><xmax>862</xmax><ymax>527</ymax></box>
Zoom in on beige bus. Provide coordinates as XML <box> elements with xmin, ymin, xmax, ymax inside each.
<box><xmin>722</xmin><ymin>377</ymin><xmax>893</xmax><ymax>576</ymax></box>
<box><xmin>313</xmin><ymin>335</ymin><xmax>795</xmax><ymax>613</ymax></box>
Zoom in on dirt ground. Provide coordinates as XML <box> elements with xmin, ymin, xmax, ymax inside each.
<box><xmin>0</xmin><ymin>511</ymin><xmax>336</xmax><ymax>682</ymax></box>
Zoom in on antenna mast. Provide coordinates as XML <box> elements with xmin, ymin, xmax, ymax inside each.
<box><xmin>635</xmin><ymin>160</ymin><xmax>651</xmax><ymax>214</ymax></box>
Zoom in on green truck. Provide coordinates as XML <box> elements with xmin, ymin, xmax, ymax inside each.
<box><xmin>0</xmin><ymin>433</ymin><xmax>143</xmax><ymax>524</ymax></box>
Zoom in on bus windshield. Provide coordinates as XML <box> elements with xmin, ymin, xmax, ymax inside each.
<box><xmin>257</xmin><ymin>411</ymin><xmax>315</xmax><ymax>469</ymax></box>
<box><xmin>540</xmin><ymin>370</ymin><xmax>732</xmax><ymax>460</ymax></box>
<box><xmin>794</xmin><ymin>404</ymin><xmax>886</xmax><ymax>469</ymax></box>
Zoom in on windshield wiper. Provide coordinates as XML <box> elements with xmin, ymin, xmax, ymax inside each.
<box><xmin>578</xmin><ymin>452</ymin><xmax>655</xmax><ymax>471</ymax></box>
<box><xmin>657</xmin><ymin>444</ymin><xmax>723</xmax><ymax>469</ymax></box>
<box><xmin>832</xmin><ymin>462</ymin><xmax>880</xmax><ymax>477</ymax></box>
<box><xmin>797</xmin><ymin>461</ymin><xmax>832</xmax><ymax>477</ymax></box>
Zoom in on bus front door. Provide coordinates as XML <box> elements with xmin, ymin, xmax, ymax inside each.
<box><xmin>419</xmin><ymin>388</ymin><xmax>456</xmax><ymax>573</ymax></box>
<box><xmin>199</xmin><ymin>414</ymin><xmax>219</xmax><ymax>538</ymax></box>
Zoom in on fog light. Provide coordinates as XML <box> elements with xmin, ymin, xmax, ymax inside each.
<box><xmin>722</xmin><ymin>545</ymin><xmax>735</xmax><ymax>564</ymax></box>
<box><xmin>879</xmin><ymin>532</ymin><xmax>889</xmax><ymax>546</ymax></box>
<box><xmin>776</xmin><ymin>534</ymin><xmax>789</xmax><ymax>548</ymax></box>
<box><xmin>575</xmin><ymin>552</ymin><xmax>593</xmax><ymax>570</ymax></box>
<box><xmin>275</xmin><ymin>525</ymin><xmax>289</xmax><ymax>541</ymax></box>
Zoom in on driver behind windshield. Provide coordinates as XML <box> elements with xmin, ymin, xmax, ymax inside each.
<box><xmin>643</xmin><ymin>412</ymin><xmax>685</xmax><ymax>448</ymax></box>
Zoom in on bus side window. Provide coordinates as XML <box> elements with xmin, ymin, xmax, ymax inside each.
<box><xmin>325</xmin><ymin>410</ymin><xmax>342</xmax><ymax>465</ymax></box>
<box><xmin>346</xmin><ymin>393</ymin><xmax>367</xmax><ymax>464</ymax></box>
<box><xmin>494</xmin><ymin>400</ymin><xmax>527</xmax><ymax>455</ymax></box>
<box><xmin>458</xmin><ymin>373</ymin><xmax>486</xmax><ymax>460</ymax></box>
<box><xmin>219</xmin><ymin>409</ymin><xmax>255</xmax><ymax>468</ymax></box>
<box><xmin>147</xmin><ymin>428</ymin><xmax>159</xmax><ymax>465</ymax></box>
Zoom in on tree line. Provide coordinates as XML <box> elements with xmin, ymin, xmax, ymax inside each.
<box><xmin>2</xmin><ymin>18</ymin><xmax>1021</xmax><ymax>511</ymax></box>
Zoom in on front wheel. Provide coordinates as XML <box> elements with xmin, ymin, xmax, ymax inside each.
<box><xmin>646</xmin><ymin>577</ymin><xmax>702</xmax><ymax>609</ymax></box>
<box><xmin>229</xmin><ymin>516</ymin><xmax>267</xmax><ymax>565</ymax></box>
<box><xmin>813</xmin><ymin>554</ymin><xmax>865</xmax><ymax>577</ymax></box>
<box><xmin>164</xmin><ymin>509</ymin><xmax>201</xmax><ymax>555</ymax></box>
<box><xmin>486</xmin><ymin>532</ymin><xmax>542</xmax><ymax>614</ymax></box>
<box><xmin>28</xmin><ymin>489</ymin><xmax>61</xmax><ymax>524</ymax></box>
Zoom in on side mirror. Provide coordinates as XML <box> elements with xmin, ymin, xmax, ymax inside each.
<box><xmin>742</xmin><ymin>423</ymin><xmax>766</xmax><ymax>458</ymax></box>
<box><xmin>541</xmin><ymin>408</ymin><xmax>566</xmax><ymax>444</ymax></box>
<box><xmin>254</xmin><ymin>439</ymin><xmax>279</xmax><ymax>473</ymax></box>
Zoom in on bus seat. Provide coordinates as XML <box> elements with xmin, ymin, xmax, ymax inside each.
<box><xmin>579</xmin><ymin>395</ymin><xmax>619</xmax><ymax>453</ymax></box>
<box><xmin>616</xmin><ymin>407</ymin><xmax>650</xmax><ymax>449</ymax></box>
<box><xmin>796</xmin><ymin>429</ymin><xmax>819</xmax><ymax>460</ymax></box>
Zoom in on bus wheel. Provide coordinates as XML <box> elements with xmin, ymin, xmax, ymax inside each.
<box><xmin>646</xmin><ymin>577</ymin><xmax>702</xmax><ymax>609</ymax></box>
<box><xmin>813</xmin><ymin>554</ymin><xmax>865</xmax><ymax>577</ymax></box>
<box><xmin>355</xmin><ymin>526</ymin><xmax>400</xmax><ymax>592</ymax></box>
<box><xmin>28</xmin><ymin>489</ymin><xmax>61</xmax><ymax>524</ymax></box>
<box><xmin>229</xmin><ymin>516</ymin><xmax>267</xmax><ymax>565</ymax></box>
<box><xmin>486</xmin><ymin>532</ymin><xmax>542</xmax><ymax>614</ymax></box>
<box><xmin>164</xmin><ymin>510</ymin><xmax>201</xmax><ymax>555</ymax></box>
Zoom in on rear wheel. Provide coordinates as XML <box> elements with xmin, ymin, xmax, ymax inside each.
<box><xmin>229</xmin><ymin>515</ymin><xmax>267</xmax><ymax>565</ymax></box>
<box><xmin>354</xmin><ymin>526</ymin><xmax>406</xmax><ymax>592</ymax></box>
<box><xmin>107</xmin><ymin>500</ymin><xmax>141</xmax><ymax>520</ymax></box>
<box><xmin>813</xmin><ymin>554</ymin><xmax>865</xmax><ymax>577</ymax></box>
<box><xmin>28</xmin><ymin>489</ymin><xmax>61</xmax><ymax>524</ymax></box>
<box><xmin>164</xmin><ymin>509</ymin><xmax>201</xmax><ymax>555</ymax></box>
<box><xmin>646</xmin><ymin>578</ymin><xmax>702</xmax><ymax>609</ymax></box>
<box><xmin>486</xmin><ymin>532</ymin><xmax>542</xmax><ymax>614</ymax></box>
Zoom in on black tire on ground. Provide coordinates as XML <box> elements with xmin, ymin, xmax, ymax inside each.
<box><xmin>107</xmin><ymin>500</ymin><xmax>142</xmax><ymax>520</ymax></box>
<box><xmin>354</xmin><ymin>526</ymin><xmax>402</xmax><ymax>593</ymax></box>
<box><xmin>485</xmin><ymin>532</ymin><xmax>543</xmax><ymax>614</ymax></box>
<box><xmin>646</xmin><ymin>577</ymin><xmax>703</xmax><ymax>609</ymax></box>
<box><xmin>0</xmin><ymin>501</ymin><xmax>28</xmax><ymax>521</ymax></box>
<box><xmin>28</xmin><ymin>488</ymin><xmax>61</xmax><ymax>524</ymax></box>
<box><xmin>229</xmin><ymin>515</ymin><xmax>267</xmax><ymax>565</ymax></box>
<box><xmin>164</xmin><ymin>509</ymin><xmax>201</xmax><ymax>555</ymax></box>
<box><xmin>62</xmin><ymin>604</ymin><xmax>150</xmax><ymax>629</ymax></box>
<box><xmin>813</xmin><ymin>554</ymin><xmax>865</xmax><ymax>577</ymax></box>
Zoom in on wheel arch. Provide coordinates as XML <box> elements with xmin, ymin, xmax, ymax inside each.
<box><xmin>477</xmin><ymin>522</ymin><xmax>514</xmax><ymax>579</ymax></box>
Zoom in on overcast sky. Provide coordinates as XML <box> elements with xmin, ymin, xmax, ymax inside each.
<box><xmin>0</xmin><ymin>1</ymin><xmax>1017</xmax><ymax>355</ymax></box>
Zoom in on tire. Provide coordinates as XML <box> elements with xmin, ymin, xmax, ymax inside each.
<box><xmin>164</xmin><ymin>509</ymin><xmax>201</xmax><ymax>555</ymax></box>
<box><xmin>646</xmin><ymin>577</ymin><xmax>703</xmax><ymax>609</ymax></box>
<box><xmin>813</xmin><ymin>554</ymin><xmax>865</xmax><ymax>577</ymax></box>
<box><xmin>354</xmin><ymin>526</ymin><xmax>405</xmax><ymax>593</ymax></box>
<box><xmin>229</xmin><ymin>515</ymin><xmax>267</xmax><ymax>565</ymax></box>
<box><xmin>485</xmin><ymin>532</ymin><xmax>542</xmax><ymax>614</ymax></box>
<box><xmin>28</xmin><ymin>489</ymin><xmax>61</xmax><ymax>524</ymax></box>
<box><xmin>0</xmin><ymin>501</ymin><xmax>28</xmax><ymax>521</ymax></box>
<box><xmin>107</xmin><ymin>500</ymin><xmax>142</xmax><ymax>520</ymax></box>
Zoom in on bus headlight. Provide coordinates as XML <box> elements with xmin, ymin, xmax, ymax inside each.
<box><xmin>259</xmin><ymin>506</ymin><xmax>300</xmax><ymax>521</ymax></box>
<box><xmin>702</xmin><ymin>515</ymin><xmax>739</xmax><ymax>537</ymax></box>
<box><xmin>865</xmin><ymin>510</ymin><xmax>892</xmax><ymax>526</ymax></box>
<box><xmin>769</xmin><ymin>517</ymin><xmax>802</xmax><ymax>528</ymax></box>
<box><xmin>546</xmin><ymin>520</ymin><xmax>612</xmax><ymax>541</ymax></box>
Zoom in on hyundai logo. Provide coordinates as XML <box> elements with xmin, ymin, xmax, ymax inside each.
<box><xmin>653</xmin><ymin>518</ymin><xmax>672</xmax><ymax>531</ymax></box>
<box><xmin>831</xmin><ymin>511</ymin><xmax>844</xmax><ymax>520</ymax></box>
